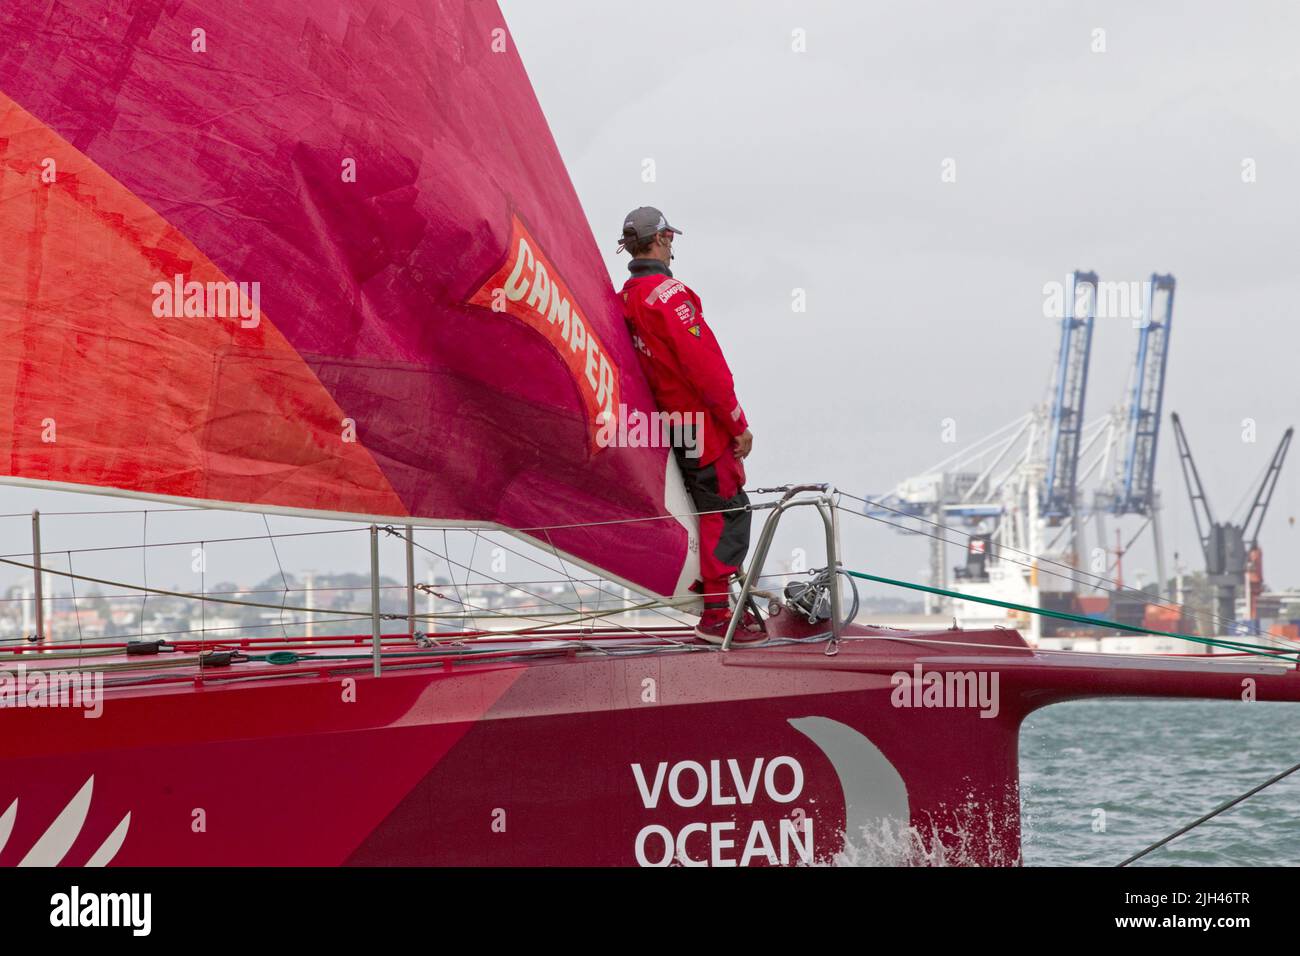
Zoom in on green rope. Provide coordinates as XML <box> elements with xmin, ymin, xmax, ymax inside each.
<box><xmin>844</xmin><ymin>569</ymin><xmax>1300</xmax><ymax>663</ymax></box>
<box><xmin>247</xmin><ymin>651</ymin><xmax>376</xmax><ymax>665</ymax></box>
<box><xmin>263</xmin><ymin>651</ymin><xmax>302</xmax><ymax>665</ymax></box>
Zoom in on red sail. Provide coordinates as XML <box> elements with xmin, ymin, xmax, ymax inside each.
<box><xmin>0</xmin><ymin>1</ymin><xmax>697</xmax><ymax>597</ymax></box>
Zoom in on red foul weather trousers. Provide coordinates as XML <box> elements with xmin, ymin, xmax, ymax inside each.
<box><xmin>676</xmin><ymin>448</ymin><xmax>751</xmax><ymax>619</ymax></box>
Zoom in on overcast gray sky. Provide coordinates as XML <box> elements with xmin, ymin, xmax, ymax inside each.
<box><xmin>0</xmin><ymin>0</ymin><xmax>1296</xmax><ymax>614</ymax></box>
<box><xmin>502</xmin><ymin>0</ymin><xmax>1300</xmax><ymax>593</ymax></box>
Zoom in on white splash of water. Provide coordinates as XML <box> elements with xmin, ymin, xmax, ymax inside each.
<box><xmin>820</xmin><ymin>790</ymin><xmax>1022</xmax><ymax>867</ymax></box>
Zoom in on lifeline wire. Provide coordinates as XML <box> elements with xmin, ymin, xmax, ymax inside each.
<box><xmin>1117</xmin><ymin>759</ymin><xmax>1300</xmax><ymax>866</ymax></box>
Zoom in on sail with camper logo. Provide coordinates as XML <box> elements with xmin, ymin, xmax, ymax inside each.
<box><xmin>0</xmin><ymin>0</ymin><xmax>697</xmax><ymax>599</ymax></box>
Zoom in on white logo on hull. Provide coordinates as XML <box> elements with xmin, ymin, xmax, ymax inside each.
<box><xmin>630</xmin><ymin>755</ymin><xmax>812</xmax><ymax>866</ymax></box>
<box><xmin>629</xmin><ymin>718</ymin><xmax>910</xmax><ymax>867</ymax></box>
<box><xmin>787</xmin><ymin>716</ymin><xmax>910</xmax><ymax>843</ymax></box>
<box><xmin>0</xmin><ymin>776</ymin><xmax>130</xmax><ymax>867</ymax></box>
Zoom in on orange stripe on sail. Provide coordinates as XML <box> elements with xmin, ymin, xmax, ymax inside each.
<box><xmin>0</xmin><ymin>92</ymin><xmax>408</xmax><ymax>518</ymax></box>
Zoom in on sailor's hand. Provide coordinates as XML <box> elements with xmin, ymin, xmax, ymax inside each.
<box><xmin>734</xmin><ymin>429</ymin><xmax>753</xmax><ymax>459</ymax></box>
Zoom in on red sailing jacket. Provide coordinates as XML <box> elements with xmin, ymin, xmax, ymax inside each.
<box><xmin>621</xmin><ymin>266</ymin><xmax>748</xmax><ymax>466</ymax></box>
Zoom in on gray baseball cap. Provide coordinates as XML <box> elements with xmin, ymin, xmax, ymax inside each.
<box><xmin>617</xmin><ymin>206</ymin><xmax>682</xmax><ymax>252</ymax></box>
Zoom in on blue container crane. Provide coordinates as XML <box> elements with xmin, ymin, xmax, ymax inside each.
<box><xmin>1041</xmin><ymin>270</ymin><xmax>1098</xmax><ymax>521</ymax></box>
<box><xmin>1110</xmin><ymin>274</ymin><xmax>1175</xmax><ymax>517</ymax></box>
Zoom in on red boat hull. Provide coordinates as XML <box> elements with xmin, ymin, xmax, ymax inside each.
<box><xmin>2</xmin><ymin>622</ymin><xmax>1296</xmax><ymax>866</ymax></box>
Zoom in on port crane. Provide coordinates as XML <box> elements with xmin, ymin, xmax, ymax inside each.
<box><xmin>1042</xmin><ymin>270</ymin><xmax>1098</xmax><ymax>541</ymax></box>
<box><xmin>1170</xmin><ymin>412</ymin><xmax>1293</xmax><ymax>632</ymax></box>
<box><xmin>862</xmin><ymin>270</ymin><xmax>1102</xmax><ymax>632</ymax></box>
<box><xmin>864</xmin><ymin>270</ymin><xmax>1177</xmax><ymax>639</ymax></box>
<box><xmin>1093</xmin><ymin>274</ymin><xmax>1175</xmax><ymax>597</ymax></box>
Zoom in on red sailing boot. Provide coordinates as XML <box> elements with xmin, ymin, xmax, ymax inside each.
<box><xmin>694</xmin><ymin>607</ymin><xmax>766</xmax><ymax>645</ymax></box>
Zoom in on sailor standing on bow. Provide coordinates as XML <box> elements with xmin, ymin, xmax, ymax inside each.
<box><xmin>617</xmin><ymin>207</ymin><xmax>763</xmax><ymax>644</ymax></box>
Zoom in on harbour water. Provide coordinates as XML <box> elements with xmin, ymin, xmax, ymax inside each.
<box><xmin>1020</xmin><ymin>698</ymin><xmax>1300</xmax><ymax>866</ymax></box>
